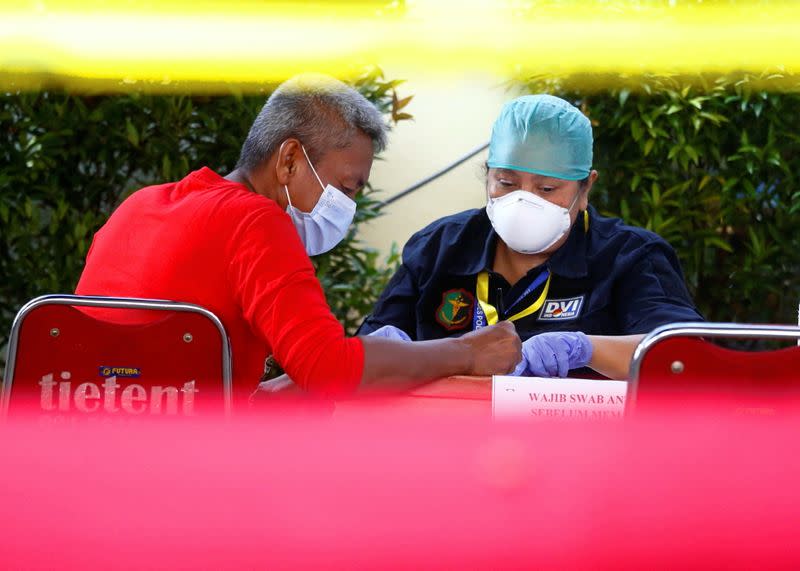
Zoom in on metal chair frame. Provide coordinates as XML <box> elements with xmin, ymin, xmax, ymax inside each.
<box><xmin>627</xmin><ymin>321</ymin><xmax>800</xmax><ymax>409</ymax></box>
<box><xmin>2</xmin><ymin>294</ymin><xmax>233</xmax><ymax>415</ymax></box>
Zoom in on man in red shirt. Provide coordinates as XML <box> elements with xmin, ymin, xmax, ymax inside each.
<box><xmin>76</xmin><ymin>75</ymin><xmax>520</xmax><ymax>398</ymax></box>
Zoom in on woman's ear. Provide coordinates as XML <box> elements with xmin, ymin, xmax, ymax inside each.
<box><xmin>581</xmin><ymin>170</ymin><xmax>599</xmax><ymax>209</ymax></box>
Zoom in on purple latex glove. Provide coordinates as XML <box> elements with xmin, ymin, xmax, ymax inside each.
<box><xmin>512</xmin><ymin>331</ymin><xmax>593</xmax><ymax>378</ymax></box>
<box><xmin>367</xmin><ymin>325</ymin><xmax>412</xmax><ymax>342</ymax></box>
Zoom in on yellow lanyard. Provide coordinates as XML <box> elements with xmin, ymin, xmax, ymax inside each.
<box><xmin>475</xmin><ymin>270</ymin><xmax>551</xmax><ymax>326</ymax></box>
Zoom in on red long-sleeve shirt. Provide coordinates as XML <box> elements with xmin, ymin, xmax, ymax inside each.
<box><xmin>76</xmin><ymin>167</ymin><xmax>364</xmax><ymax>396</ymax></box>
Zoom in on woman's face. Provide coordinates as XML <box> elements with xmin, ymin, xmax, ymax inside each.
<box><xmin>486</xmin><ymin>167</ymin><xmax>598</xmax><ymax>256</ymax></box>
<box><xmin>487</xmin><ymin>167</ymin><xmax>592</xmax><ymax>212</ymax></box>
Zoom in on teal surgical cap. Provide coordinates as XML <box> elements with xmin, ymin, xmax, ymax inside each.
<box><xmin>487</xmin><ymin>94</ymin><xmax>593</xmax><ymax>181</ymax></box>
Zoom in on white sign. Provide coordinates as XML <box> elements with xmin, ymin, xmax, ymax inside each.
<box><xmin>492</xmin><ymin>376</ymin><xmax>628</xmax><ymax>420</ymax></box>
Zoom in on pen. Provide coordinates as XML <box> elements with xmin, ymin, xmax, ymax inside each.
<box><xmin>497</xmin><ymin>287</ymin><xmax>505</xmax><ymax>320</ymax></box>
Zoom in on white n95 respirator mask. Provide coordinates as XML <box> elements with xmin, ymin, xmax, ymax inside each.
<box><xmin>486</xmin><ymin>189</ymin><xmax>579</xmax><ymax>255</ymax></box>
<box><xmin>285</xmin><ymin>146</ymin><xmax>356</xmax><ymax>257</ymax></box>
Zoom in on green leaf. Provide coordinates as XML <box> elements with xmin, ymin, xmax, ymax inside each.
<box><xmin>667</xmin><ymin>145</ymin><xmax>680</xmax><ymax>160</ymax></box>
<box><xmin>688</xmin><ymin>97</ymin><xmax>706</xmax><ymax>110</ymax></box>
<box><xmin>704</xmin><ymin>236</ymin><xmax>734</xmax><ymax>254</ymax></box>
<box><xmin>685</xmin><ymin>145</ymin><xmax>699</xmax><ymax>164</ymax></box>
<box><xmin>393</xmin><ymin>95</ymin><xmax>414</xmax><ymax>111</ymax></box>
<box><xmin>631</xmin><ymin>120</ymin><xmax>643</xmax><ymax>142</ymax></box>
<box><xmin>126</xmin><ymin>119</ymin><xmax>140</xmax><ymax>148</ymax></box>
<box><xmin>651</xmin><ymin>182</ymin><xmax>661</xmax><ymax>204</ymax></box>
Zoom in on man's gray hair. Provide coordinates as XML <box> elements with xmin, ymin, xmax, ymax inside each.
<box><xmin>236</xmin><ymin>74</ymin><xmax>388</xmax><ymax>172</ymax></box>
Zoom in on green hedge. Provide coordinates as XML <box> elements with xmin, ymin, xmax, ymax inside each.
<box><xmin>0</xmin><ymin>68</ymin><xmax>407</xmax><ymax>367</ymax></box>
<box><xmin>519</xmin><ymin>73</ymin><xmax>800</xmax><ymax>325</ymax></box>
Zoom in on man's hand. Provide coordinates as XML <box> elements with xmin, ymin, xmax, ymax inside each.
<box><xmin>249</xmin><ymin>373</ymin><xmax>337</xmax><ymax>416</ymax></box>
<box><xmin>457</xmin><ymin>321</ymin><xmax>523</xmax><ymax>376</ymax></box>
<box><xmin>253</xmin><ymin>374</ymin><xmax>298</xmax><ymax>394</ymax></box>
<box><xmin>512</xmin><ymin>331</ymin><xmax>593</xmax><ymax>377</ymax></box>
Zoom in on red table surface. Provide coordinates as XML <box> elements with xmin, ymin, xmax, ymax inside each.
<box><xmin>335</xmin><ymin>375</ymin><xmax>493</xmax><ymax>417</ymax></box>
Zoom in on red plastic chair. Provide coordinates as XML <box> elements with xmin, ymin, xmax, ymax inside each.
<box><xmin>628</xmin><ymin>322</ymin><xmax>800</xmax><ymax>413</ymax></box>
<box><xmin>2</xmin><ymin>295</ymin><xmax>232</xmax><ymax>417</ymax></box>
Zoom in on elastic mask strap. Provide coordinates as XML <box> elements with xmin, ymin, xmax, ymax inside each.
<box><xmin>284</xmin><ymin>185</ymin><xmax>294</xmax><ymax>209</ymax></box>
<box><xmin>566</xmin><ymin>188</ymin><xmax>582</xmax><ymax>213</ymax></box>
<box><xmin>301</xmin><ymin>145</ymin><xmax>326</xmax><ymax>191</ymax></box>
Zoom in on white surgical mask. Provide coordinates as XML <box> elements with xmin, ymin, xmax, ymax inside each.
<box><xmin>285</xmin><ymin>145</ymin><xmax>356</xmax><ymax>256</ymax></box>
<box><xmin>486</xmin><ymin>189</ymin><xmax>580</xmax><ymax>254</ymax></box>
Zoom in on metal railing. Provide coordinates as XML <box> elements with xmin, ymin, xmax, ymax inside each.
<box><xmin>380</xmin><ymin>141</ymin><xmax>489</xmax><ymax>206</ymax></box>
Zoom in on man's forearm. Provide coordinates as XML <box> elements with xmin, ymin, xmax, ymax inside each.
<box><xmin>359</xmin><ymin>336</ymin><xmax>471</xmax><ymax>389</ymax></box>
<box><xmin>586</xmin><ymin>335</ymin><xmax>645</xmax><ymax>379</ymax></box>
<box><xmin>359</xmin><ymin>321</ymin><xmax>521</xmax><ymax>389</ymax></box>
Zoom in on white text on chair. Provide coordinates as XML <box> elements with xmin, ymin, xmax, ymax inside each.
<box><xmin>38</xmin><ymin>372</ymin><xmax>198</xmax><ymax>415</ymax></box>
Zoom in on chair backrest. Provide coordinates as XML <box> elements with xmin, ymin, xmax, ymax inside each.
<box><xmin>628</xmin><ymin>322</ymin><xmax>800</xmax><ymax>413</ymax></box>
<box><xmin>2</xmin><ymin>295</ymin><xmax>232</xmax><ymax>418</ymax></box>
